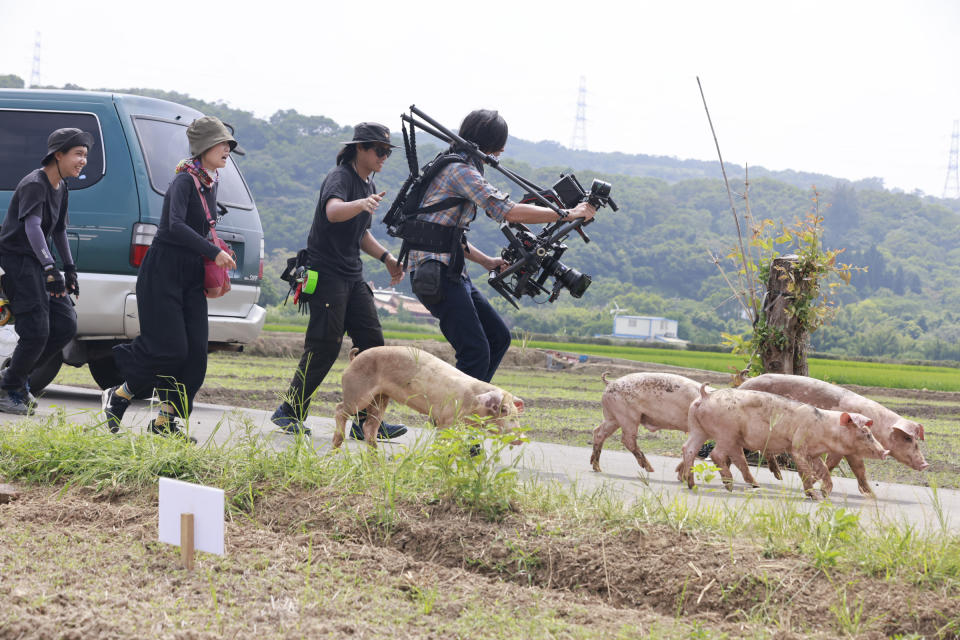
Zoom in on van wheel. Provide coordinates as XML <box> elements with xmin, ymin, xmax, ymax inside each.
<box><xmin>88</xmin><ymin>356</ymin><xmax>124</xmax><ymax>390</ymax></box>
<box><xmin>28</xmin><ymin>353</ymin><xmax>63</xmax><ymax>393</ymax></box>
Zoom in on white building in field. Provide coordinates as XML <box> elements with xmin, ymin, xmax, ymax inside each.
<box><xmin>612</xmin><ymin>315</ymin><xmax>682</xmax><ymax>342</ymax></box>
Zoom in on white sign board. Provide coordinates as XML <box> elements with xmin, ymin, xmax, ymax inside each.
<box><xmin>158</xmin><ymin>477</ymin><xmax>225</xmax><ymax>556</ymax></box>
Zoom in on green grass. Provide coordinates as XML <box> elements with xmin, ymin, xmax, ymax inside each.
<box><xmin>259</xmin><ymin>326</ymin><xmax>960</xmax><ymax>391</ymax></box>
<box><xmin>2</xmin><ymin>415</ymin><xmax>959</xmax><ymax>590</ymax></box>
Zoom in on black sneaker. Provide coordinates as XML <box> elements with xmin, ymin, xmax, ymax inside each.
<box><xmin>349</xmin><ymin>418</ymin><xmax>408</xmax><ymax>441</ymax></box>
<box><xmin>0</xmin><ymin>366</ymin><xmax>36</xmax><ymax>409</ymax></box>
<box><xmin>0</xmin><ymin>388</ymin><xmax>31</xmax><ymax>416</ymax></box>
<box><xmin>101</xmin><ymin>385</ymin><xmax>130</xmax><ymax>433</ymax></box>
<box><xmin>271</xmin><ymin>404</ymin><xmax>311</xmax><ymax>435</ymax></box>
<box><xmin>148</xmin><ymin>418</ymin><xmax>197</xmax><ymax>444</ymax></box>
<box><xmin>696</xmin><ymin>441</ymin><xmax>716</xmax><ymax>459</ymax></box>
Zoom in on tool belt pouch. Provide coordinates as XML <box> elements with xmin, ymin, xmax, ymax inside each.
<box><xmin>411</xmin><ymin>259</ymin><xmax>445</xmax><ymax>305</ymax></box>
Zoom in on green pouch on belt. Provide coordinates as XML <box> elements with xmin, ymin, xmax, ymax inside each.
<box><xmin>301</xmin><ymin>269</ymin><xmax>319</xmax><ymax>295</ymax></box>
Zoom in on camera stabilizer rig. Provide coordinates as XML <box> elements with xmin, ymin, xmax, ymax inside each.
<box><xmin>386</xmin><ymin>105</ymin><xmax>617</xmax><ymax>309</ymax></box>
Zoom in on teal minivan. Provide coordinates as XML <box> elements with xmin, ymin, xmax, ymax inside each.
<box><xmin>0</xmin><ymin>89</ymin><xmax>265</xmax><ymax>391</ymax></box>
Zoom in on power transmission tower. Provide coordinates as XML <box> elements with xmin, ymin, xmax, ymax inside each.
<box><xmin>943</xmin><ymin>120</ymin><xmax>959</xmax><ymax>199</ymax></box>
<box><xmin>29</xmin><ymin>32</ymin><xmax>42</xmax><ymax>88</ymax></box>
<box><xmin>570</xmin><ymin>76</ymin><xmax>587</xmax><ymax>151</ymax></box>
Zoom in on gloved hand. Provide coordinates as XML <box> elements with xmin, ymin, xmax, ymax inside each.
<box><xmin>63</xmin><ymin>264</ymin><xmax>79</xmax><ymax>296</ymax></box>
<box><xmin>44</xmin><ymin>266</ymin><xmax>66</xmax><ymax>296</ymax></box>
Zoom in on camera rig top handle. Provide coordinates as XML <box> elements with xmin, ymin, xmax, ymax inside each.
<box><xmin>404</xmin><ymin>106</ymin><xmax>572</xmax><ymax>219</ymax></box>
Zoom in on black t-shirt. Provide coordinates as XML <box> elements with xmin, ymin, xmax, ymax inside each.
<box><xmin>306</xmin><ymin>163</ymin><xmax>373</xmax><ymax>280</ymax></box>
<box><xmin>0</xmin><ymin>168</ymin><xmax>68</xmax><ymax>259</ymax></box>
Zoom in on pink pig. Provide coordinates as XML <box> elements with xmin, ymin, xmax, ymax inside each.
<box><xmin>332</xmin><ymin>346</ymin><xmax>524</xmax><ymax>449</ymax></box>
<box><xmin>739</xmin><ymin>374</ymin><xmax>929</xmax><ymax>496</ymax></box>
<box><xmin>679</xmin><ymin>386</ymin><xmax>889</xmax><ymax>500</ymax></box>
<box><xmin>591</xmin><ymin>372</ymin><xmax>712</xmax><ymax>473</ymax></box>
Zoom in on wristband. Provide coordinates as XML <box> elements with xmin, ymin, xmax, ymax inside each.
<box><xmin>379</xmin><ymin>251</ymin><xmax>390</xmax><ymax>263</ymax></box>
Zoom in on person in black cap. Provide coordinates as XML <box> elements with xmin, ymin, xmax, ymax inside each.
<box><xmin>0</xmin><ymin>128</ymin><xmax>92</xmax><ymax>414</ymax></box>
<box><xmin>101</xmin><ymin>116</ymin><xmax>238</xmax><ymax>441</ymax></box>
<box><xmin>270</xmin><ymin>122</ymin><xmax>408</xmax><ymax>440</ymax></box>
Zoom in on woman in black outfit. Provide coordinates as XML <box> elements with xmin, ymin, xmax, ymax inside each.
<box><xmin>102</xmin><ymin>116</ymin><xmax>238</xmax><ymax>441</ymax></box>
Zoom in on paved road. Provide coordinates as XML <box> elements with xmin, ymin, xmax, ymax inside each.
<box><xmin>4</xmin><ymin>384</ymin><xmax>958</xmax><ymax>534</ymax></box>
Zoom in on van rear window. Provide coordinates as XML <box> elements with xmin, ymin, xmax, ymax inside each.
<box><xmin>133</xmin><ymin>116</ymin><xmax>253</xmax><ymax>209</ymax></box>
<box><xmin>0</xmin><ymin>110</ymin><xmax>105</xmax><ymax>191</ymax></box>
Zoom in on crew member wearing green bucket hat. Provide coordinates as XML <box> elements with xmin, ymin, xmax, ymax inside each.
<box><xmin>270</xmin><ymin>122</ymin><xmax>407</xmax><ymax>440</ymax></box>
<box><xmin>103</xmin><ymin>116</ymin><xmax>238</xmax><ymax>441</ymax></box>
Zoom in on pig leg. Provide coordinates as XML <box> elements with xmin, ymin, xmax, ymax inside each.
<box><xmin>620</xmin><ymin>417</ymin><xmax>655</xmax><ymax>473</ymax></box>
<box><xmin>333</xmin><ymin>401</ymin><xmax>349</xmax><ymax>448</ymax></box>
<box><xmin>766</xmin><ymin>456</ymin><xmax>783</xmax><ymax>481</ymax></box>
<box><xmin>333</xmin><ymin>386</ymin><xmax>378</xmax><ymax>448</ymax></box>
<box><xmin>709</xmin><ymin>447</ymin><xmax>735</xmax><ymax>491</ymax></box>
<box><xmin>727</xmin><ymin>447</ymin><xmax>760</xmax><ymax>488</ymax></box>
<box><xmin>590</xmin><ymin>413</ymin><xmax>620</xmax><ymax>473</ymax></box>
<box><xmin>360</xmin><ymin>393</ymin><xmax>390</xmax><ymax>449</ymax></box>
<box><xmin>679</xmin><ymin>429</ymin><xmax>709</xmax><ymax>489</ymax></box>
<box><xmin>791</xmin><ymin>452</ymin><xmax>823</xmax><ymax>501</ymax></box>
<box><xmin>809</xmin><ymin>456</ymin><xmax>833</xmax><ymax>497</ymax></box>
<box><xmin>827</xmin><ymin>453</ymin><xmax>874</xmax><ymax>497</ymax></box>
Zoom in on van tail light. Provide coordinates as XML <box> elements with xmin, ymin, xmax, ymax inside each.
<box><xmin>130</xmin><ymin>223</ymin><xmax>158</xmax><ymax>267</ymax></box>
<box><xmin>258</xmin><ymin>238</ymin><xmax>265</xmax><ymax>280</ymax></box>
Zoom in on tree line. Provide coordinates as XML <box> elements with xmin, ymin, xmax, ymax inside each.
<box><xmin>5</xmin><ymin>78</ymin><xmax>957</xmax><ymax>362</ymax></box>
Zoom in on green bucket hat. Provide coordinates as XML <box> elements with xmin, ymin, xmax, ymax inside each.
<box><xmin>187</xmin><ymin>116</ymin><xmax>246</xmax><ymax>157</ymax></box>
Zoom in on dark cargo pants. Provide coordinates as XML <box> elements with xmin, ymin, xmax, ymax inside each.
<box><xmin>0</xmin><ymin>253</ymin><xmax>77</xmax><ymax>391</ymax></box>
<box><xmin>282</xmin><ymin>277</ymin><xmax>384</xmax><ymax>420</ymax></box>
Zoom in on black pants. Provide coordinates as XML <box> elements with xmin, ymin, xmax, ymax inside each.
<box><xmin>113</xmin><ymin>243</ymin><xmax>208</xmax><ymax>418</ymax></box>
<box><xmin>415</xmin><ymin>270</ymin><xmax>510</xmax><ymax>383</ymax></box>
<box><xmin>0</xmin><ymin>254</ymin><xmax>77</xmax><ymax>391</ymax></box>
<box><xmin>282</xmin><ymin>277</ymin><xmax>383</xmax><ymax>419</ymax></box>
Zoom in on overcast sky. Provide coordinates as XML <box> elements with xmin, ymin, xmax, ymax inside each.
<box><xmin>2</xmin><ymin>0</ymin><xmax>959</xmax><ymax>196</ymax></box>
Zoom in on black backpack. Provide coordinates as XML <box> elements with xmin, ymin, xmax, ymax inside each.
<box><xmin>381</xmin><ymin>122</ymin><xmax>474</xmax><ymax>275</ymax></box>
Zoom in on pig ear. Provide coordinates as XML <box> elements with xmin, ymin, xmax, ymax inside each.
<box><xmin>513</xmin><ymin>397</ymin><xmax>525</xmax><ymax>414</ymax></box>
<box><xmin>894</xmin><ymin>423</ymin><xmax>923</xmax><ymax>441</ymax></box>
<box><xmin>476</xmin><ymin>389</ymin><xmax>504</xmax><ymax>414</ymax></box>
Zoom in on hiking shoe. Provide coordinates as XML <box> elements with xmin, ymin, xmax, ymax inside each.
<box><xmin>148</xmin><ymin>418</ymin><xmax>197</xmax><ymax>444</ymax></box>
<box><xmin>101</xmin><ymin>385</ymin><xmax>130</xmax><ymax>433</ymax></box>
<box><xmin>0</xmin><ymin>388</ymin><xmax>31</xmax><ymax>415</ymax></box>
<box><xmin>349</xmin><ymin>418</ymin><xmax>408</xmax><ymax>441</ymax></box>
<box><xmin>271</xmin><ymin>404</ymin><xmax>311</xmax><ymax>436</ymax></box>
<box><xmin>697</xmin><ymin>441</ymin><xmax>715</xmax><ymax>459</ymax></box>
<box><xmin>0</xmin><ymin>366</ymin><xmax>36</xmax><ymax>409</ymax></box>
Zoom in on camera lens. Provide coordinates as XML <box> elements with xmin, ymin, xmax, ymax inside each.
<box><xmin>558</xmin><ymin>266</ymin><xmax>591</xmax><ymax>298</ymax></box>
<box><xmin>543</xmin><ymin>256</ymin><xmax>592</xmax><ymax>298</ymax></box>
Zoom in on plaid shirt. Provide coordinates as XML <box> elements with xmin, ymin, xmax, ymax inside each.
<box><xmin>407</xmin><ymin>154</ymin><xmax>515</xmax><ymax>270</ymax></box>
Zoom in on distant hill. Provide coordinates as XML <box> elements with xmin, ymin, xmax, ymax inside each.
<box><xmin>5</xmin><ymin>77</ymin><xmax>959</xmax><ymax>361</ymax></box>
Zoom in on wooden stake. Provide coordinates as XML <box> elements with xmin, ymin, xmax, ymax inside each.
<box><xmin>181</xmin><ymin>513</ymin><xmax>195</xmax><ymax>570</ymax></box>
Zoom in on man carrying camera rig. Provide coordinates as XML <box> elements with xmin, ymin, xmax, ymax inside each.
<box><xmin>270</xmin><ymin>123</ymin><xmax>407</xmax><ymax>439</ymax></box>
<box><xmin>407</xmin><ymin>109</ymin><xmax>596</xmax><ymax>384</ymax></box>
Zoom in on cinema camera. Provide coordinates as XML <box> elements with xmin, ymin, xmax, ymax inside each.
<box><xmin>387</xmin><ymin>106</ymin><xmax>617</xmax><ymax>309</ymax></box>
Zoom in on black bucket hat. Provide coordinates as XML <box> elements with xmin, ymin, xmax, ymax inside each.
<box><xmin>42</xmin><ymin>128</ymin><xmax>95</xmax><ymax>165</ymax></box>
<box><xmin>341</xmin><ymin>122</ymin><xmax>397</xmax><ymax>147</ymax></box>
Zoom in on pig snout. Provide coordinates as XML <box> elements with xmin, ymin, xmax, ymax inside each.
<box><xmin>919</xmin><ymin>462</ymin><xmax>931</xmax><ymax>471</ymax></box>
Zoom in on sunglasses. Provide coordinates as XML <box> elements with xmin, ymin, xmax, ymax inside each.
<box><xmin>371</xmin><ymin>145</ymin><xmax>392</xmax><ymax>158</ymax></box>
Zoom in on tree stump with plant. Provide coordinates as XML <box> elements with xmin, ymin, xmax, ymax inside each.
<box><xmin>758</xmin><ymin>254</ymin><xmax>811</xmax><ymax>376</ymax></box>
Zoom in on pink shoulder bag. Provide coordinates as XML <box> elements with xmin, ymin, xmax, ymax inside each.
<box><xmin>190</xmin><ymin>174</ymin><xmax>233</xmax><ymax>299</ymax></box>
